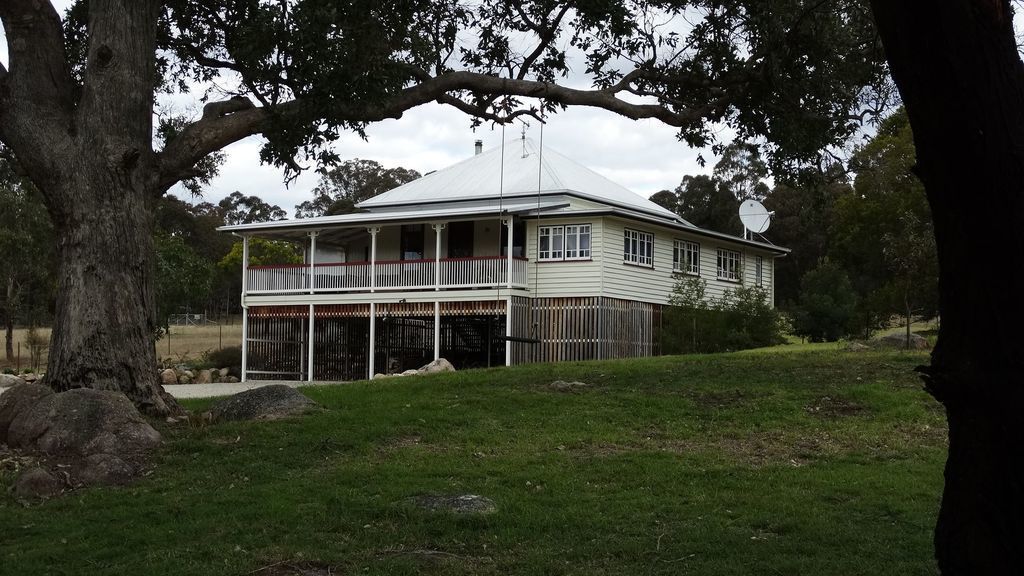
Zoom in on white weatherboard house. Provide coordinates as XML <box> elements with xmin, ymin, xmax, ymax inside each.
<box><xmin>219</xmin><ymin>139</ymin><xmax>788</xmax><ymax>381</ymax></box>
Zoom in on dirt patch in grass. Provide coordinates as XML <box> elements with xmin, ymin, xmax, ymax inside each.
<box><xmin>377</xmin><ymin>547</ymin><xmax>494</xmax><ymax>570</ymax></box>
<box><xmin>688</xmin><ymin>389</ymin><xmax>766</xmax><ymax>410</ymax></box>
<box><xmin>804</xmin><ymin>396</ymin><xmax>867</xmax><ymax>418</ymax></box>
<box><xmin>570</xmin><ymin>422</ymin><xmax>947</xmax><ymax>468</ymax></box>
<box><xmin>250</xmin><ymin>560</ymin><xmax>334</xmax><ymax>576</ymax></box>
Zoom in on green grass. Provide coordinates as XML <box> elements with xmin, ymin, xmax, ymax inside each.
<box><xmin>0</xmin><ymin>349</ymin><xmax>945</xmax><ymax>575</ymax></box>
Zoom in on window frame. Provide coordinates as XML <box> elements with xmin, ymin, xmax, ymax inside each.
<box><xmin>755</xmin><ymin>255</ymin><xmax>764</xmax><ymax>286</ymax></box>
<box><xmin>673</xmin><ymin>239</ymin><xmax>700</xmax><ymax>276</ymax></box>
<box><xmin>623</xmin><ymin>228</ymin><xmax>655</xmax><ymax>268</ymax></box>
<box><xmin>716</xmin><ymin>248</ymin><xmax>742</xmax><ymax>282</ymax></box>
<box><xmin>538</xmin><ymin>223</ymin><xmax>592</xmax><ymax>262</ymax></box>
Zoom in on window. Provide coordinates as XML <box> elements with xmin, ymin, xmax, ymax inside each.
<box><xmin>673</xmin><ymin>240</ymin><xmax>700</xmax><ymax>275</ymax></box>
<box><xmin>624</xmin><ymin>229</ymin><xmax>654</xmax><ymax>267</ymax></box>
<box><xmin>539</xmin><ymin>224</ymin><xmax>591</xmax><ymax>261</ymax></box>
<box><xmin>564</xmin><ymin>224</ymin><xmax>591</xmax><ymax>259</ymax></box>
<box><xmin>400</xmin><ymin>224</ymin><xmax>424</xmax><ymax>260</ymax></box>
<box><xmin>755</xmin><ymin>255</ymin><xmax>763</xmax><ymax>286</ymax></box>
<box><xmin>717</xmin><ymin>249</ymin><xmax>742</xmax><ymax>281</ymax></box>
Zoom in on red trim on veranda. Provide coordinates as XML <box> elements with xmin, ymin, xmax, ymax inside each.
<box><xmin>249</xmin><ymin>255</ymin><xmax>529</xmax><ymax>270</ymax></box>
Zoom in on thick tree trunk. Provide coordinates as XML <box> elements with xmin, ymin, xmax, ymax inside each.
<box><xmin>44</xmin><ymin>166</ymin><xmax>181</xmax><ymax>416</ymax></box>
<box><xmin>0</xmin><ymin>0</ymin><xmax>179</xmax><ymax>414</ymax></box>
<box><xmin>871</xmin><ymin>1</ymin><xmax>1024</xmax><ymax>573</ymax></box>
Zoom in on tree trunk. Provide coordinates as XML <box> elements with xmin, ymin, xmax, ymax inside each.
<box><xmin>871</xmin><ymin>1</ymin><xmax>1024</xmax><ymax>573</ymax></box>
<box><xmin>44</xmin><ymin>165</ymin><xmax>181</xmax><ymax>416</ymax></box>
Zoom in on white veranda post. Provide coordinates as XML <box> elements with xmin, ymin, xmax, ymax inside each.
<box><xmin>308</xmin><ymin>230</ymin><xmax>318</xmax><ymax>293</ymax></box>
<box><xmin>432</xmin><ymin>223</ymin><xmax>445</xmax><ymax>363</ymax></box>
<box><xmin>504</xmin><ymin>217</ymin><xmax>513</xmax><ymax>366</ymax></box>
<box><xmin>240</xmin><ymin>234</ymin><xmax>249</xmax><ymax>383</ymax></box>
<box><xmin>368</xmin><ymin>227</ymin><xmax>380</xmax><ymax>380</ymax></box>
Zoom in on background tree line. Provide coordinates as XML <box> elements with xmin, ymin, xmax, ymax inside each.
<box><xmin>0</xmin><ymin>157</ymin><xmax>418</xmax><ymax>350</ymax></box>
<box><xmin>651</xmin><ymin>109</ymin><xmax>938</xmax><ymax>342</ymax></box>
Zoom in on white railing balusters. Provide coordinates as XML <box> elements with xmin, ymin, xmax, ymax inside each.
<box><xmin>246</xmin><ymin>256</ymin><xmax>528</xmax><ymax>294</ymax></box>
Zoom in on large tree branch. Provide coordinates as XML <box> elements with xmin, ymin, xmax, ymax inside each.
<box><xmin>0</xmin><ymin>0</ymin><xmax>75</xmax><ymax>186</ymax></box>
<box><xmin>155</xmin><ymin>70</ymin><xmax>715</xmax><ymax>193</ymax></box>
<box><xmin>0</xmin><ymin>0</ymin><xmax>74</xmax><ymax>115</ymax></box>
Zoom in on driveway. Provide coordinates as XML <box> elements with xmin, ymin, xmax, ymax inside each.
<box><xmin>0</xmin><ymin>380</ymin><xmax>340</xmax><ymax>400</ymax></box>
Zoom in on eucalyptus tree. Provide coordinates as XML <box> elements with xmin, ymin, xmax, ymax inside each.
<box><xmin>295</xmin><ymin>159</ymin><xmax>420</xmax><ymax>218</ymax></box>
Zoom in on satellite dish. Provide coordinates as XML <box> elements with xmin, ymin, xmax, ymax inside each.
<box><xmin>739</xmin><ymin>199</ymin><xmax>772</xmax><ymax>235</ymax></box>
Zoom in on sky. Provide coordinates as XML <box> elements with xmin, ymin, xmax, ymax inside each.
<box><xmin>2</xmin><ymin>2</ymin><xmax>716</xmax><ymax>216</ymax></box>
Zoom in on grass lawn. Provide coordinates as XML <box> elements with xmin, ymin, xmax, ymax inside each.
<box><xmin>0</xmin><ymin>348</ymin><xmax>945</xmax><ymax>575</ymax></box>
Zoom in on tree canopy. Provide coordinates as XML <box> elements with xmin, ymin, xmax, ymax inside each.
<box><xmin>295</xmin><ymin>159</ymin><xmax>420</xmax><ymax>217</ymax></box>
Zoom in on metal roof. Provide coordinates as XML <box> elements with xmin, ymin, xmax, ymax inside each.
<box><xmin>358</xmin><ymin>138</ymin><xmax>685</xmax><ymax>223</ymax></box>
<box><xmin>216</xmin><ymin>200</ymin><xmax>569</xmax><ymax>235</ymax></box>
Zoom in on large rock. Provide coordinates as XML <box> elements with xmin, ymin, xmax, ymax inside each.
<box><xmin>0</xmin><ymin>373</ymin><xmax>25</xmax><ymax>388</ymax></box>
<box><xmin>194</xmin><ymin>369</ymin><xmax>213</xmax><ymax>384</ymax></box>
<box><xmin>159</xmin><ymin>368</ymin><xmax>178</xmax><ymax>386</ymax></box>
<box><xmin>418</xmin><ymin>358</ymin><xmax>455</xmax><ymax>374</ymax></box>
<box><xmin>0</xmin><ymin>383</ymin><xmax>54</xmax><ymax>445</ymax></box>
<box><xmin>877</xmin><ymin>332</ymin><xmax>929</xmax><ymax>350</ymax></box>
<box><xmin>7</xmin><ymin>388</ymin><xmax>161</xmax><ymax>459</ymax></box>
<box><xmin>209</xmin><ymin>385</ymin><xmax>320</xmax><ymax>422</ymax></box>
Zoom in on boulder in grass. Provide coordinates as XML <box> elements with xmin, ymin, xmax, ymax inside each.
<box><xmin>0</xmin><ymin>383</ymin><xmax>54</xmax><ymax>445</ymax></box>
<box><xmin>209</xmin><ymin>385</ymin><xmax>320</xmax><ymax>422</ymax></box>
<box><xmin>417</xmin><ymin>358</ymin><xmax>455</xmax><ymax>374</ymax></box>
<box><xmin>877</xmin><ymin>332</ymin><xmax>929</xmax><ymax>350</ymax></box>
<box><xmin>7</xmin><ymin>388</ymin><xmax>161</xmax><ymax>459</ymax></box>
<box><xmin>0</xmin><ymin>373</ymin><xmax>25</xmax><ymax>388</ymax></box>
<box><xmin>12</xmin><ymin>467</ymin><xmax>64</xmax><ymax>501</ymax></box>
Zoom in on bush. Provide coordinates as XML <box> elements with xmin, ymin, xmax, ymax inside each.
<box><xmin>792</xmin><ymin>260</ymin><xmax>859</xmax><ymax>342</ymax></box>
<box><xmin>663</xmin><ymin>275</ymin><xmax>785</xmax><ymax>354</ymax></box>
<box><xmin>2</xmin><ymin>367</ymin><xmax>14</xmax><ymax>375</ymax></box>
<box><xmin>201</xmin><ymin>346</ymin><xmax>243</xmax><ymax>377</ymax></box>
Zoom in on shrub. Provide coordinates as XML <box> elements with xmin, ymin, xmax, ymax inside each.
<box><xmin>663</xmin><ymin>275</ymin><xmax>785</xmax><ymax>354</ymax></box>
<box><xmin>2</xmin><ymin>367</ymin><xmax>14</xmax><ymax>375</ymax></box>
<box><xmin>202</xmin><ymin>346</ymin><xmax>243</xmax><ymax>377</ymax></box>
<box><xmin>792</xmin><ymin>260</ymin><xmax>860</xmax><ymax>342</ymax></box>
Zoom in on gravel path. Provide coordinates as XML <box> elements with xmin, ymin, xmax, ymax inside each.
<box><xmin>0</xmin><ymin>380</ymin><xmax>341</xmax><ymax>400</ymax></box>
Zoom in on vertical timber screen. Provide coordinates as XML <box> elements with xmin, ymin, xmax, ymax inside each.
<box><xmin>247</xmin><ymin>306</ymin><xmax>308</xmax><ymax>380</ymax></box>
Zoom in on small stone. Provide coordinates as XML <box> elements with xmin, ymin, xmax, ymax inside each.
<box><xmin>179</xmin><ymin>374</ymin><xmax>192</xmax><ymax>385</ymax></box>
<box><xmin>75</xmin><ymin>453</ymin><xmax>135</xmax><ymax>487</ymax></box>
<box><xmin>194</xmin><ymin>369</ymin><xmax>213</xmax><ymax>384</ymax></box>
<box><xmin>406</xmin><ymin>493</ymin><xmax>496</xmax><ymax>514</ymax></box>
<box><xmin>13</xmin><ymin>467</ymin><xmax>63</xmax><ymax>500</ymax></box>
<box><xmin>845</xmin><ymin>342</ymin><xmax>871</xmax><ymax>352</ymax></box>
<box><xmin>417</xmin><ymin>358</ymin><xmax>455</xmax><ymax>374</ymax></box>
<box><xmin>401</xmin><ymin>369</ymin><xmax>419</xmax><ymax>376</ymax></box>
<box><xmin>549</xmin><ymin>380</ymin><xmax>588</xmax><ymax>392</ymax></box>
<box><xmin>159</xmin><ymin>369</ymin><xmax>177</xmax><ymax>386</ymax></box>
<box><xmin>218</xmin><ymin>368</ymin><xmax>230</xmax><ymax>378</ymax></box>
<box><xmin>223</xmin><ymin>376</ymin><xmax>239</xmax><ymax>383</ymax></box>
<box><xmin>20</xmin><ymin>373</ymin><xmax>39</xmax><ymax>383</ymax></box>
